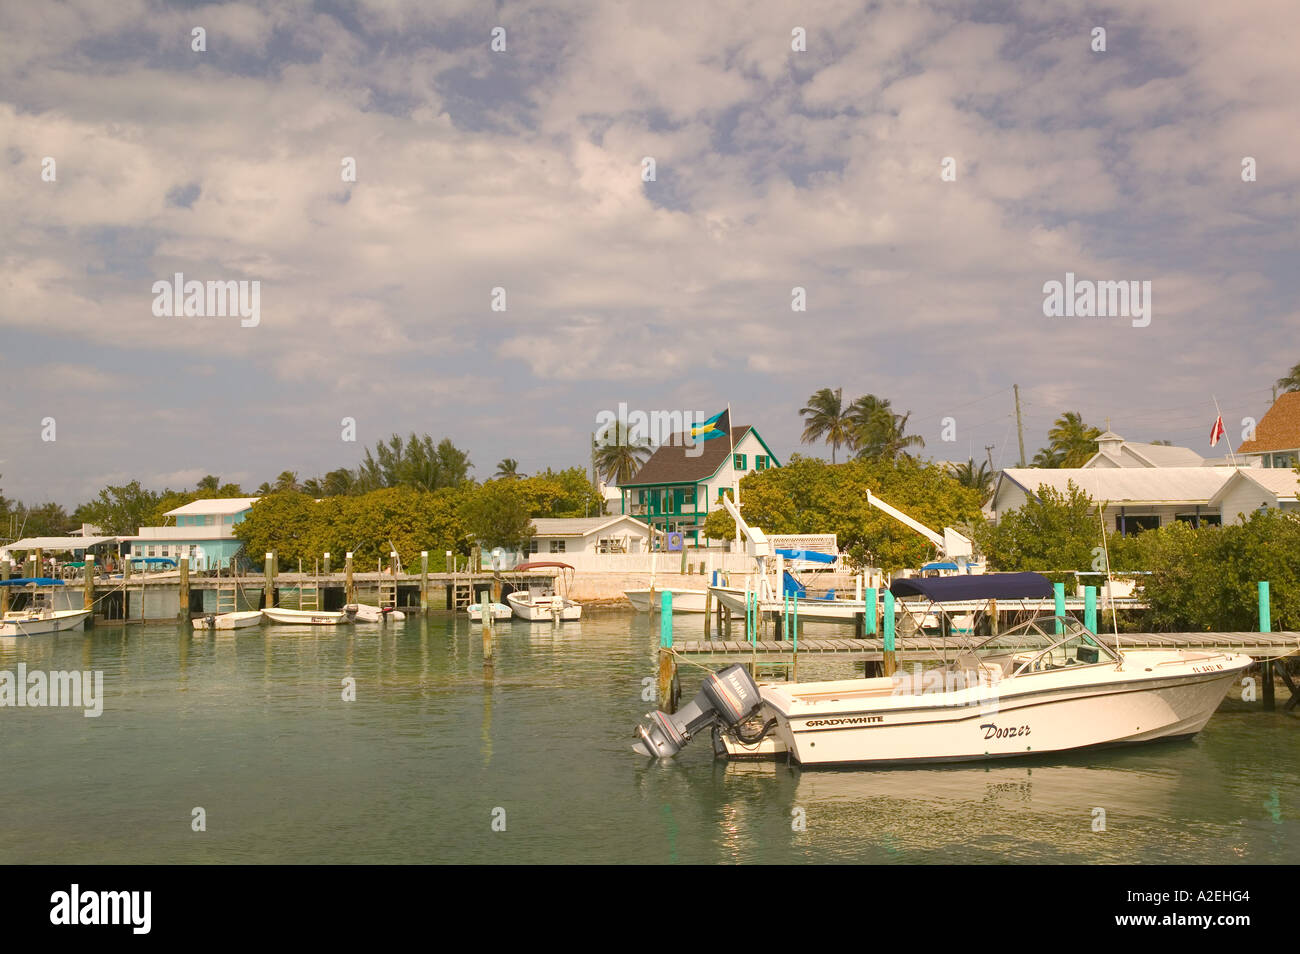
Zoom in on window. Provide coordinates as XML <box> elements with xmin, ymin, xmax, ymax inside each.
<box><xmin>734</xmin><ymin>454</ymin><xmax>747</xmax><ymax>471</ymax></box>
<box><xmin>718</xmin><ymin>487</ymin><xmax>732</xmax><ymax>501</ymax></box>
<box><xmin>755</xmin><ymin>455</ymin><xmax>768</xmax><ymax>470</ymax></box>
<box><xmin>528</xmin><ymin>539</ymin><xmax>539</xmax><ymax>553</ymax></box>
<box><xmin>1115</xmin><ymin>514</ymin><xmax>1160</xmax><ymax>536</ymax></box>
<box><xmin>549</xmin><ymin>540</ymin><xmax>566</xmax><ymax>553</ymax></box>
<box><xmin>682</xmin><ymin>487</ymin><xmax>695</xmax><ymax>505</ymax></box>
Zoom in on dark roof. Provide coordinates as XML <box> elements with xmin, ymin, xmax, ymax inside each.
<box><xmin>1238</xmin><ymin>391</ymin><xmax>1300</xmax><ymax>453</ymax></box>
<box><xmin>889</xmin><ymin>572</ymin><xmax>1055</xmax><ymax>602</ymax></box>
<box><xmin>620</xmin><ymin>426</ymin><xmax>753</xmax><ymax>486</ymax></box>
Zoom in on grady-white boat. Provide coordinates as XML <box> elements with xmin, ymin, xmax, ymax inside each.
<box><xmin>192</xmin><ymin>610</ymin><xmax>263</xmax><ymax>631</ymax></box>
<box><xmin>634</xmin><ymin>573</ymin><xmax>1252</xmax><ymax>766</ymax></box>
<box><xmin>467</xmin><ymin>601</ymin><xmax>512</xmax><ymax>622</ymax></box>
<box><xmin>0</xmin><ymin>579</ymin><xmax>91</xmax><ymax>637</ymax></box>
<box><xmin>505</xmin><ymin>562</ymin><xmax>582</xmax><ymax>622</ymax></box>
<box><xmin>262</xmin><ymin>605</ymin><xmax>358</xmax><ymax>626</ymax></box>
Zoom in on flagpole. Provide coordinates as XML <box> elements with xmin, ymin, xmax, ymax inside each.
<box><xmin>1213</xmin><ymin>394</ymin><xmax>1238</xmax><ymax>467</ymax></box>
<box><xmin>727</xmin><ymin>404</ymin><xmax>740</xmax><ymax>551</ymax></box>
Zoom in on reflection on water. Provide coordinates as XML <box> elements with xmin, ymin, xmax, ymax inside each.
<box><xmin>0</xmin><ymin>613</ymin><xmax>1296</xmax><ymax>864</ymax></box>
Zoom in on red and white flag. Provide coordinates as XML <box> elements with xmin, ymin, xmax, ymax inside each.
<box><xmin>1209</xmin><ymin>415</ymin><xmax>1225</xmax><ymax>447</ymax></box>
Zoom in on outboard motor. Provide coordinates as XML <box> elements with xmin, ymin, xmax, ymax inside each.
<box><xmin>633</xmin><ymin>664</ymin><xmax>763</xmax><ymax>759</ymax></box>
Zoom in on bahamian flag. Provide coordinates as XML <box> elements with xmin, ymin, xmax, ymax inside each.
<box><xmin>690</xmin><ymin>407</ymin><xmax>730</xmax><ymax>442</ymax></box>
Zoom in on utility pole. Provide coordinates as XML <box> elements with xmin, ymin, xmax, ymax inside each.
<box><xmin>1013</xmin><ymin>384</ymin><xmax>1027</xmax><ymax>467</ymax></box>
<box><xmin>985</xmin><ymin>444</ymin><xmax>995</xmax><ymax>474</ymax></box>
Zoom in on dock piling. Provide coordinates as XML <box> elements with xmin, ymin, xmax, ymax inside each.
<box><xmin>1</xmin><ymin>560</ymin><xmax>9</xmax><ymax>614</ymax></box>
<box><xmin>344</xmin><ymin>552</ymin><xmax>355</xmax><ymax>605</ymax></box>
<box><xmin>1084</xmin><ymin>585</ymin><xmax>1097</xmax><ymax>633</ymax></box>
<box><xmin>1260</xmin><ymin>581</ymin><xmax>1275</xmax><ymax>710</ymax></box>
<box><xmin>420</xmin><ymin>551</ymin><xmax>429</xmax><ymax>615</ymax></box>
<box><xmin>882</xmin><ymin>589</ymin><xmax>897</xmax><ymax>676</ymax></box>
<box><xmin>1053</xmin><ymin>581</ymin><xmax>1066</xmax><ymax>634</ymax></box>
<box><xmin>178</xmin><ymin>556</ymin><xmax>189</xmax><ymax>621</ymax></box>
<box><xmin>657</xmin><ymin>590</ymin><xmax>676</xmax><ymax>713</ymax></box>
<box><xmin>263</xmin><ymin>552</ymin><xmax>276</xmax><ymax>609</ymax></box>
<box><xmin>83</xmin><ymin>555</ymin><xmax>95</xmax><ymax>625</ymax></box>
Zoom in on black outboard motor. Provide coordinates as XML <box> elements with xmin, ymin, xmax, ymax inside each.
<box><xmin>633</xmin><ymin>664</ymin><xmax>763</xmax><ymax>759</ymax></box>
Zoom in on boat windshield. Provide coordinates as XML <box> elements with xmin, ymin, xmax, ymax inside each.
<box><xmin>954</xmin><ymin>616</ymin><xmax>1120</xmax><ymax>677</ymax></box>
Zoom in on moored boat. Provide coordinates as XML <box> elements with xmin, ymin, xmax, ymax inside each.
<box><xmin>624</xmin><ymin>588</ymin><xmax>709</xmax><ymax>613</ymax></box>
<box><xmin>634</xmin><ymin>572</ymin><xmax>1252</xmax><ymax>766</ymax></box>
<box><xmin>505</xmin><ymin>562</ymin><xmax>582</xmax><ymax>622</ymax></box>
<box><xmin>192</xmin><ymin>610</ymin><xmax>264</xmax><ymax>631</ymax></box>
<box><xmin>467</xmin><ymin>602</ymin><xmax>512</xmax><ymax>622</ymax></box>
<box><xmin>0</xmin><ymin>578</ymin><xmax>92</xmax><ymax>637</ymax></box>
<box><xmin>262</xmin><ymin>605</ymin><xmax>358</xmax><ymax>626</ymax></box>
<box><xmin>353</xmin><ymin>603</ymin><xmax>406</xmax><ymax>623</ymax></box>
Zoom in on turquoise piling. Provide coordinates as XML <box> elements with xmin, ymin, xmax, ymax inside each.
<box><xmin>659</xmin><ymin>590</ymin><xmax>673</xmax><ymax>648</ymax></box>
<box><xmin>882</xmin><ymin>590</ymin><xmax>897</xmax><ymax>676</ymax></box>
<box><xmin>1260</xmin><ymin>581</ymin><xmax>1274</xmax><ymax>711</ymax></box>
<box><xmin>1053</xmin><ymin>581</ymin><xmax>1066</xmax><ymax>634</ymax></box>
<box><xmin>657</xmin><ymin>590</ymin><xmax>676</xmax><ymax>713</ymax></box>
<box><xmin>864</xmin><ymin>587</ymin><xmax>878</xmax><ymax>635</ymax></box>
<box><xmin>1084</xmin><ymin>585</ymin><xmax>1097</xmax><ymax>632</ymax></box>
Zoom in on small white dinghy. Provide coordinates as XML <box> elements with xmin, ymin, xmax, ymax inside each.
<box><xmin>192</xmin><ymin>610</ymin><xmax>263</xmax><ymax>631</ymax></box>
<box><xmin>0</xmin><ymin>578</ymin><xmax>92</xmax><ymax>637</ymax></box>
<box><xmin>262</xmin><ymin>605</ymin><xmax>358</xmax><ymax>626</ymax></box>
<box><xmin>467</xmin><ymin>602</ymin><xmax>512</xmax><ymax>622</ymax></box>
<box><xmin>353</xmin><ymin>603</ymin><xmax>406</xmax><ymax>623</ymax></box>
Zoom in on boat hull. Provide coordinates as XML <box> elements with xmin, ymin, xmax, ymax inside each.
<box><xmin>724</xmin><ymin>651</ymin><xmax>1251</xmax><ymax>766</ymax></box>
<box><xmin>261</xmin><ymin>607</ymin><xmax>356</xmax><ymax>626</ymax></box>
<box><xmin>0</xmin><ymin>609</ymin><xmax>92</xmax><ymax>637</ymax></box>
<box><xmin>353</xmin><ymin>604</ymin><xmax>406</xmax><ymax>623</ymax></box>
<box><xmin>192</xmin><ymin>611</ymin><xmax>263</xmax><ymax>631</ymax></box>
<box><xmin>505</xmin><ymin>592</ymin><xmax>582</xmax><ymax>622</ymax></box>
<box><xmin>467</xmin><ymin>602</ymin><xmax>512</xmax><ymax>622</ymax></box>
<box><xmin>625</xmin><ymin>588</ymin><xmax>708</xmax><ymax>613</ymax></box>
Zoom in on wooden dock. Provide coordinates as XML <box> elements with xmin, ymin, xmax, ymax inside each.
<box><xmin>674</xmin><ymin>631</ymin><xmax>1300</xmax><ymax>661</ymax></box>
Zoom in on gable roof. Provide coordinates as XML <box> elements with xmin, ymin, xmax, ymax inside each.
<box><xmin>996</xmin><ymin>467</ymin><xmax>1234</xmax><ymax>507</ymax></box>
<box><xmin>1208</xmin><ymin>468</ymin><xmax>1300</xmax><ymax>507</ymax></box>
<box><xmin>164</xmin><ymin>497</ymin><xmax>261</xmax><ymax>517</ymax></box>
<box><xmin>530</xmin><ymin>515</ymin><xmax>648</xmax><ymax>537</ymax></box>
<box><xmin>620</xmin><ymin>426</ymin><xmax>754</xmax><ymax>486</ymax></box>
<box><xmin>1084</xmin><ymin>431</ymin><xmax>1204</xmax><ymax>468</ymax></box>
<box><xmin>1238</xmin><ymin>392</ymin><xmax>1300</xmax><ymax>454</ymax></box>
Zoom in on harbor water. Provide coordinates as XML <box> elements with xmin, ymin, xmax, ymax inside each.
<box><xmin>1</xmin><ymin>613</ymin><xmax>1296</xmax><ymax>864</ymax></box>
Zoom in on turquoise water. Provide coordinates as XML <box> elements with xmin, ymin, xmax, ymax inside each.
<box><xmin>1</xmin><ymin>614</ymin><xmax>1296</xmax><ymax>864</ymax></box>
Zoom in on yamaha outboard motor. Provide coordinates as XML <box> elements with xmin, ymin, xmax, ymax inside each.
<box><xmin>633</xmin><ymin>664</ymin><xmax>763</xmax><ymax>759</ymax></box>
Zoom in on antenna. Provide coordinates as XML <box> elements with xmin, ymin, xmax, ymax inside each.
<box><xmin>1096</xmin><ymin>500</ymin><xmax>1121</xmax><ymax>660</ymax></box>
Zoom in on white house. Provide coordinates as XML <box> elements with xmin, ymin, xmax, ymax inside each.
<box><xmin>120</xmin><ymin>497</ymin><xmax>260</xmax><ymax>570</ymax></box>
<box><xmin>991</xmin><ymin>468</ymin><xmax>1235</xmax><ymax>534</ymax></box>
<box><xmin>1209</xmin><ymin>469</ymin><xmax>1300</xmax><ymax>524</ymax></box>
<box><xmin>524</xmin><ymin>515</ymin><xmax>651</xmax><ymax>558</ymax></box>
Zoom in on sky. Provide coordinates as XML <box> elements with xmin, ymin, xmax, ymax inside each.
<box><xmin>1</xmin><ymin>0</ymin><xmax>1297</xmax><ymax>507</ymax></box>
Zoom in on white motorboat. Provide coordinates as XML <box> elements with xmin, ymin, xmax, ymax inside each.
<box><xmin>353</xmin><ymin>603</ymin><xmax>406</xmax><ymax>623</ymax></box>
<box><xmin>624</xmin><ymin>588</ymin><xmax>709</xmax><ymax>614</ymax></box>
<box><xmin>467</xmin><ymin>602</ymin><xmax>512</xmax><ymax>622</ymax></box>
<box><xmin>634</xmin><ymin>573</ymin><xmax>1252</xmax><ymax>767</ymax></box>
<box><xmin>0</xmin><ymin>578</ymin><xmax>92</xmax><ymax>637</ymax></box>
<box><xmin>192</xmin><ymin>610</ymin><xmax>263</xmax><ymax>631</ymax></box>
<box><xmin>261</xmin><ymin>605</ymin><xmax>358</xmax><ymax>626</ymax></box>
<box><xmin>504</xmin><ymin>562</ymin><xmax>582</xmax><ymax>622</ymax></box>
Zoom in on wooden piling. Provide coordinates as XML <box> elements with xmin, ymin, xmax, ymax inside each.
<box><xmin>263</xmin><ymin>551</ymin><xmax>276</xmax><ymax>609</ymax></box>
<box><xmin>0</xmin><ymin>559</ymin><xmax>9</xmax><ymax>615</ymax></box>
<box><xmin>657</xmin><ymin>591</ymin><xmax>676</xmax><ymax>713</ymax></box>
<box><xmin>420</xmin><ymin>551</ymin><xmax>429</xmax><ymax>615</ymax></box>
<box><xmin>344</xmin><ymin>552</ymin><xmax>355</xmax><ymax>604</ymax></box>
<box><xmin>882</xmin><ymin>589</ymin><xmax>897</xmax><ymax>676</ymax></box>
<box><xmin>178</xmin><ymin>556</ymin><xmax>189</xmax><ymax>621</ymax></box>
<box><xmin>703</xmin><ymin>588</ymin><xmax>713</xmax><ymax>637</ymax></box>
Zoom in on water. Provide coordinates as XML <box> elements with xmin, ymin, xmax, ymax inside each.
<box><xmin>1</xmin><ymin>614</ymin><xmax>1296</xmax><ymax>864</ymax></box>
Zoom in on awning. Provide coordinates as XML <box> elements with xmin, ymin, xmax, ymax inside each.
<box><xmin>2</xmin><ymin>536</ymin><xmax>118</xmax><ymax>552</ymax></box>
<box><xmin>0</xmin><ymin>578</ymin><xmax>66</xmax><ymax>587</ymax></box>
<box><xmin>889</xmin><ymin>572</ymin><xmax>1055</xmax><ymax>602</ymax></box>
<box><xmin>774</xmin><ymin>548</ymin><xmax>837</xmax><ymax>564</ymax></box>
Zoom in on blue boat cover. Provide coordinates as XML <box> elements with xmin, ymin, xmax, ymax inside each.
<box><xmin>889</xmin><ymin>572</ymin><xmax>1054</xmax><ymax>602</ymax></box>
<box><xmin>0</xmin><ymin>577</ymin><xmax>66</xmax><ymax>586</ymax></box>
<box><xmin>774</xmin><ymin>548</ymin><xmax>837</xmax><ymax>564</ymax></box>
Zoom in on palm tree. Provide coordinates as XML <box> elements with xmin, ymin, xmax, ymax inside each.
<box><xmin>494</xmin><ymin>458</ymin><xmax>525</xmax><ymax>480</ymax></box>
<box><xmin>1277</xmin><ymin>361</ymin><xmax>1300</xmax><ymax>394</ymax></box>
<box><xmin>800</xmin><ymin>388</ymin><xmax>855</xmax><ymax>463</ymax></box>
<box><xmin>301</xmin><ymin>477</ymin><xmax>324</xmax><ymax>497</ymax></box>
<box><xmin>1044</xmin><ymin>411</ymin><xmax>1101</xmax><ymax>467</ymax></box>
<box><xmin>322</xmin><ymin>468</ymin><xmax>357</xmax><ymax>496</ymax></box>
<box><xmin>273</xmin><ymin>471</ymin><xmax>301</xmax><ymax>493</ymax></box>
<box><xmin>593</xmin><ymin>421</ymin><xmax>651</xmax><ymax>484</ymax></box>
<box><xmin>849</xmin><ymin>395</ymin><xmax>925</xmax><ymax>461</ymax></box>
<box><xmin>949</xmin><ymin>458</ymin><xmax>994</xmax><ymax>495</ymax></box>
<box><xmin>196</xmin><ymin>475</ymin><xmax>220</xmax><ymax>493</ymax></box>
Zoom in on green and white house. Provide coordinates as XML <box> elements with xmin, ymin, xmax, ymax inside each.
<box><xmin>121</xmin><ymin>497</ymin><xmax>260</xmax><ymax>570</ymax></box>
<box><xmin>617</xmin><ymin>425</ymin><xmax>780</xmax><ymax>545</ymax></box>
